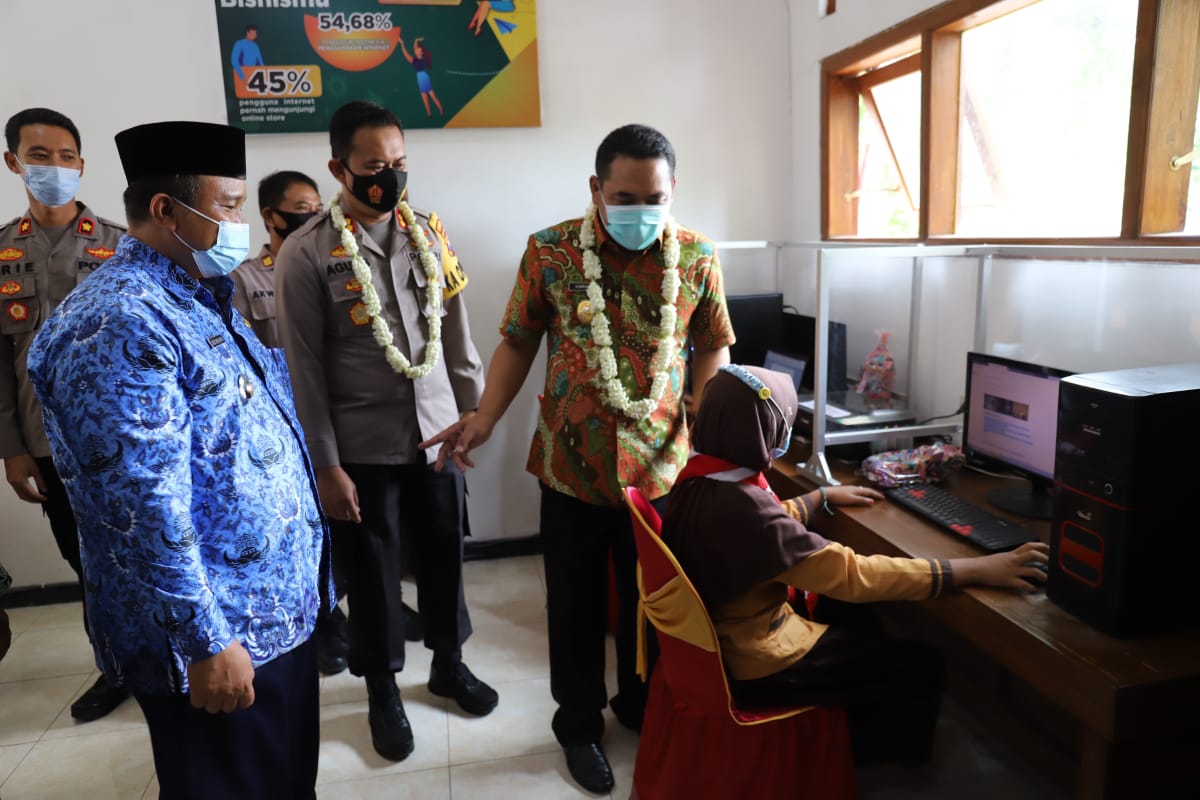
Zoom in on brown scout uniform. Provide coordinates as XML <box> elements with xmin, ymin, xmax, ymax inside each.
<box><xmin>274</xmin><ymin>206</ymin><xmax>482</xmax><ymax>466</ymax></box>
<box><xmin>0</xmin><ymin>203</ymin><xmax>125</xmax><ymax>459</ymax></box>
<box><xmin>232</xmin><ymin>244</ymin><xmax>280</xmax><ymax>347</ymax></box>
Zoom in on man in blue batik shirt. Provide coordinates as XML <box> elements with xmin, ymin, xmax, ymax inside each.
<box><xmin>28</xmin><ymin>121</ymin><xmax>330</xmax><ymax>800</ymax></box>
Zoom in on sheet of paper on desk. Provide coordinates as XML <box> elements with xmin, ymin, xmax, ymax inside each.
<box><xmin>799</xmin><ymin>399</ymin><xmax>852</xmax><ymax>419</ymax></box>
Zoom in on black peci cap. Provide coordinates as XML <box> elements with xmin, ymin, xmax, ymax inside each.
<box><xmin>115</xmin><ymin>121</ymin><xmax>246</xmax><ymax>183</ymax></box>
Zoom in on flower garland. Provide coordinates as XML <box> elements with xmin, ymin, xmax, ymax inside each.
<box><xmin>577</xmin><ymin>204</ymin><xmax>681</xmax><ymax>420</ymax></box>
<box><xmin>330</xmin><ymin>192</ymin><xmax>442</xmax><ymax>379</ymax></box>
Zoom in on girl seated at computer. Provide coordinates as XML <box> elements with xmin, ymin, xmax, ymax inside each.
<box><xmin>661</xmin><ymin>364</ymin><xmax>1048</xmax><ymax>765</ymax></box>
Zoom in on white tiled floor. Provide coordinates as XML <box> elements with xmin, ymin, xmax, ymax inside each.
<box><xmin>0</xmin><ymin>555</ymin><xmax>1066</xmax><ymax>799</ymax></box>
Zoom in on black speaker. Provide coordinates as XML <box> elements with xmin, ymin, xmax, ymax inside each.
<box><xmin>1050</xmin><ymin>364</ymin><xmax>1200</xmax><ymax>636</ymax></box>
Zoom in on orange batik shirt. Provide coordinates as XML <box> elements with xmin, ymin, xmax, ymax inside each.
<box><xmin>500</xmin><ymin>216</ymin><xmax>735</xmax><ymax>508</ymax></box>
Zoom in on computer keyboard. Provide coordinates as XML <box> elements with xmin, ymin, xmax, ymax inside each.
<box><xmin>884</xmin><ymin>484</ymin><xmax>1039</xmax><ymax>554</ymax></box>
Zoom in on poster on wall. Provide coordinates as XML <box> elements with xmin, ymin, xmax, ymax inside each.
<box><xmin>213</xmin><ymin>1</ymin><xmax>539</xmax><ymax>133</ymax></box>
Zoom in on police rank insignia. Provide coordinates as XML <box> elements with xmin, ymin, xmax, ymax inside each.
<box><xmin>348</xmin><ymin>301</ymin><xmax>371</xmax><ymax>326</ymax></box>
<box><xmin>16</xmin><ymin>218</ymin><xmax>31</xmax><ymax>237</ymax></box>
<box><xmin>0</xmin><ymin>248</ymin><xmax>24</xmax><ymax>261</ymax></box>
<box><xmin>6</xmin><ymin>301</ymin><xmax>29</xmax><ymax>321</ymax></box>
<box><xmin>262</xmin><ymin>255</ymin><xmax>274</xmax><ymax>268</ymax></box>
<box><xmin>77</xmin><ymin>217</ymin><xmax>95</xmax><ymax>236</ymax></box>
<box><xmin>428</xmin><ymin>212</ymin><xmax>468</xmax><ymax>301</ymax></box>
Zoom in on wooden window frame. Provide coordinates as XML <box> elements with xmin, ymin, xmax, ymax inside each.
<box><xmin>821</xmin><ymin>0</ymin><xmax>1200</xmax><ymax>244</ymax></box>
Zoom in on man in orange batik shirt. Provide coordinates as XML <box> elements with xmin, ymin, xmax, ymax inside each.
<box><xmin>422</xmin><ymin>124</ymin><xmax>735</xmax><ymax>794</ymax></box>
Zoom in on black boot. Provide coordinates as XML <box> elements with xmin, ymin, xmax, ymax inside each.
<box><xmin>428</xmin><ymin>658</ymin><xmax>499</xmax><ymax>717</ymax></box>
<box><xmin>365</xmin><ymin>673</ymin><xmax>414</xmax><ymax>761</ymax></box>
<box><xmin>70</xmin><ymin>674</ymin><xmax>130</xmax><ymax>722</ymax></box>
<box><xmin>315</xmin><ymin>605</ymin><xmax>349</xmax><ymax>676</ymax></box>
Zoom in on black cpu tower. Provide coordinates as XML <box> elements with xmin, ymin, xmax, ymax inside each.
<box><xmin>1050</xmin><ymin>363</ymin><xmax>1200</xmax><ymax>636</ymax></box>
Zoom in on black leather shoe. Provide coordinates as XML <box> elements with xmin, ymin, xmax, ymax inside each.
<box><xmin>401</xmin><ymin>602</ymin><xmax>423</xmax><ymax>643</ymax></box>
<box><xmin>365</xmin><ymin>675</ymin><xmax>414</xmax><ymax>761</ymax></box>
<box><xmin>316</xmin><ymin>629</ymin><xmax>348</xmax><ymax>676</ymax></box>
<box><xmin>70</xmin><ymin>674</ymin><xmax>130</xmax><ymax>722</ymax></box>
<box><xmin>563</xmin><ymin>743</ymin><xmax>614</xmax><ymax>794</ymax></box>
<box><xmin>428</xmin><ymin>661</ymin><xmax>498</xmax><ymax>716</ymax></box>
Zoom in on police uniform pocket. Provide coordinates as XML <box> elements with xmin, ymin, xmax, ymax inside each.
<box><xmin>329</xmin><ymin>274</ymin><xmax>373</xmax><ymax>333</ymax></box>
<box><xmin>249</xmin><ymin>292</ymin><xmax>276</xmax><ymax>322</ymax></box>
<box><xmin>0</xmin><ymin>276</ymin><xmax>40</xmax><ymax>335</ymax></box>
<box><xmin>409</xmin><ymin>262</ymin><xmax>448</xmax><ymax>319</ymax></box>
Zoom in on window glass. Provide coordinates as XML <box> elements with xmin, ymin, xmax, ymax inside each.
<box><xmin>956</xmin><ymin>0</ymin><xmax>1138</xmax><ymax>236</ymax></box>
<box><xmin>857</xmin><ymin>70</ymin><xmax>921</xmax><ymax>237</ymax></box>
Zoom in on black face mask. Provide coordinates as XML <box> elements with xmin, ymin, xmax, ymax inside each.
<box><xmin>271</xmin><ymin>209</ymin><xmax>320</xmax><ymax>239</ymax></box>
<box><xmin>342</xmin><ymin>163</ymin><xmax>407</xmax><ymax>211</ymax></box>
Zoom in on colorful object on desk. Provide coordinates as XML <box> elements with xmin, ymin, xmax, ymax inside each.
<box><xmin>855</xmin><ymin>329</ymin><xmax>895</xmax><ymax>403</ymax></box>
<box><xmin>861</xmin><ymin>442</ymin><xmax>964</xmax><ymax>488</ymax></box>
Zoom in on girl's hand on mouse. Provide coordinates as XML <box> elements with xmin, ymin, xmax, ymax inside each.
<box><xmin>951</xmin><ymin>541</ymin><xmax>1050</xmax><ymax>591</ymax></box>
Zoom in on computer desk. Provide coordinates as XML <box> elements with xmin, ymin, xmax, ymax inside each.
<box><xmin>768</xmin><ymin>441</ymin><xmax>1200</xmax><ymax>800</ymax></box>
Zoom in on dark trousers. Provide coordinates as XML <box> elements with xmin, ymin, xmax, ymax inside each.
<box><xmin>540</xmin><ymin>484</ymin><xmax>665</xmax><ymax>746</ymax></box>
<box><xmin>340</xmin><ymin>460</ymin><xmax>471</xmax><ymax>676</ymax></box>
<box><xmin>36</xmin><ymin>457</ymin><xmax>90</xmax><ymax>638</ymax></box>
<box><xmin>730</xmin><ymin>600</ymin><xmax>946</xmax><ymax>767</ymax></box>
<box><xmin>135</xmin><ymin>636</ymin><xmax>319</xmax><ymax>800</ymax></box>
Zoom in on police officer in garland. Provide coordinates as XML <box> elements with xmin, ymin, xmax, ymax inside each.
<box><xmin>233</xmin><ymin>169</ymin><xmax>430</xmax><ymax>677</ymax></box>
<box><xmin>274</xmin><ymin>100</ymin><xmax>496</xmax><ymax>763</ymax></box>
<box><xmin>0</xmin><ymin>107</ymin><xmax>128</xmax><ymax>722</ymax></box>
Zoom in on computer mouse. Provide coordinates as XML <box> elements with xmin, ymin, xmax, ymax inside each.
<box><xmin>1022</xmin><ymin>560</ymin><xmax>1048</xmax><ymax>590</ymax></box>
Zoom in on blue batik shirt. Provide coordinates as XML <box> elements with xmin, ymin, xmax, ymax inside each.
<box><xmin>28</xmin><ymin>235</ymin><xmax>331</xmax><ymax>695</ymax></box>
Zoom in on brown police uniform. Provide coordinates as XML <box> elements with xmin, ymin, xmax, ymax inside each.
<box><xmin>0</xmin><ymin>202</ymin><xmax>124</xmax><ymax>579</ymax></box>
<box><xmin>274</xmin><ymin>204</ymin><xmax>481</xmax><ymax>675</ymax></box>
<box><xmin>231</xmin><ymin>244</ymin><xmax>280</xmax><ymax>348</ymax></box>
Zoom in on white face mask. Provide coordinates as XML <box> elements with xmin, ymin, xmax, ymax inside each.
<box><xmin>172</xmin><ymin>200</ymin><xmax>250</xmax><ymax>279</ymax></box>
<box><xmin>16</xmin><ymin>157</ymin><xmax>80</xmax><ymax>207</ymax></box>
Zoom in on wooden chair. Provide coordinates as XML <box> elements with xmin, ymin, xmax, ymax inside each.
<box><xmin>624</xmin><ymin>486</ymin><xmax>856</xmax><ymax>800</ymax></box>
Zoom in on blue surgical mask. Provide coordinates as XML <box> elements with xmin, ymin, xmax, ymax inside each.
<box><xmin>770</xmin><ymin>414</ymin><xmax>794</xmax><ymax>460</ymax></box>
<box><xmin>172</xmin><ymin>200</ymin><xmax>250</xmax><ymax>279</ymax></box>
<box><xmin>16</xmin><ymin>157</ymin><xmax>80</xmax><ymax>208</ymax></box>
<box><xmin>602</xmin><ymin>203</ymin><xmax>669</xmax><ymax>251</ymax></box>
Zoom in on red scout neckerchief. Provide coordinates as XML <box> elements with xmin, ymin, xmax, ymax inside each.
<box><xmin>676</xmin><ymin>451</ymin><xmax>816</xmax><ymax>615</ymax></box>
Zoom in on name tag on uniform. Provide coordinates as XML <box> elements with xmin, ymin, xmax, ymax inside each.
<box><xmin>207</xmin><ymin>334</ymin><xmax>226</xmax><ymax>348</ymax></box>
<box><xmin>567</xmin><ymin>281</ymin><xmax>589</xmax><ymax>295</ymax></box>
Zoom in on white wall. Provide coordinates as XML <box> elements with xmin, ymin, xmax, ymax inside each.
<box><xmin>0</xmin><ymin>0</ymin><xmax>793</xmax><ymax>586</ymax></box>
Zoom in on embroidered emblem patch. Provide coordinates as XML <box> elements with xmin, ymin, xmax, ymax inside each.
<box><xmin>0</xmin><ymin>280</ymin><xmax>21</xmax><ymax>295</ymax></box>
<box><xmin>348</xmin><ymin>301</ymin><xmax>371</xmax><ymax>326</ymax></box>
<box><xmin>367</xmin><ymin>184</ymin><xmax>383</xmax><ymax>205</ymax></box>
<box><xmin>330</xmin><ymin>245</ymin><xmax>349</xmax><ymax>258</ymax></box>
<box><xmin>345</xmin><ymin>278</ymin><xmax>363</xmax><ymax>293</ymax></box>
<box><xmin>0</xmin><ymin>248</ymin><xmax>25</xmax><ymax>261</ymax></box>
<box><xmin>86</xmin><ymin>246</ymin><xmax>115</xmax><ymax>259</ymax></box>
<box><xmin>6</xmin><ymin>301</ymin><xmax>29</xmax><ymax>322</ymax></box>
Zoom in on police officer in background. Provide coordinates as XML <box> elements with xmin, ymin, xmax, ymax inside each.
<box><xmin>0</xmin><ymin>107</ymin><xmax>127</xmax><ymax>721</ymax></box>
<box><xmin>231</xmin><ymin>170</ymin><xmax>322</xmax><ymax>347</ymax></box>
<box><xmin>275</xmin><ymin>100</ymin><xmax>496</xmax><ymax>763</ymax></box>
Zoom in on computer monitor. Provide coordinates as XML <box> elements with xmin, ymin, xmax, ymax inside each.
<box><xmin>962</xmin><ymin>351</ymin><xmax>1073</xmax><ymax>519</ymax></box>
<box><xmin>781</xmin><ymin>311</ymin><xmax>848</xmax><ymax>392</ymax></box>
<box><xmin>725</xmin><ymin>293</ymin><xmax>784</xmax><ymax>367</ymax></box>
